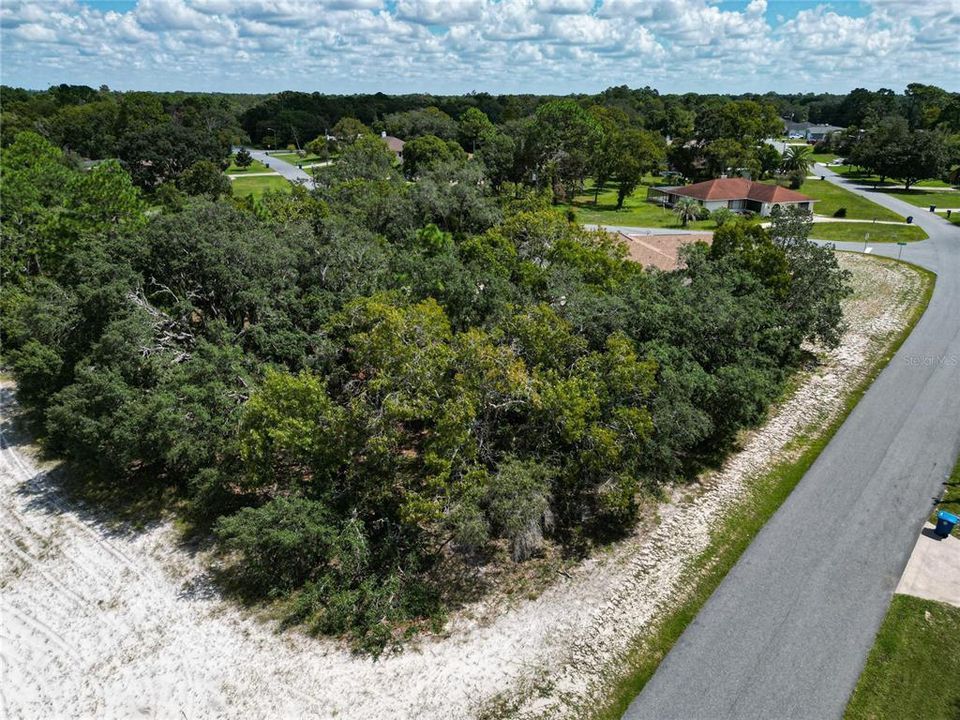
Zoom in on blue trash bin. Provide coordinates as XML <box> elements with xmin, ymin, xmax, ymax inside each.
<box><xmin>934</xmin><ymin>510</ymin><xmax>959</xmax><ymax>538</ymax></box>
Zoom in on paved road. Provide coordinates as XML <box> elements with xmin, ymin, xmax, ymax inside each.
<box><xmin>243</xmin><ymin>148</ymin><xmax>317</xmax><ymax>189</ymax></box>
<box><xmin>623</xmin><ymin>167</ymin><xmax>960</xmax><ymax>720</ymax></box>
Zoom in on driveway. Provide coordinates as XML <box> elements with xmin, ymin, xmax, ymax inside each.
<box><xmin>623</xmin><ymin>166</ymin><xmax>960</xmax><ymax>719</ymax></box>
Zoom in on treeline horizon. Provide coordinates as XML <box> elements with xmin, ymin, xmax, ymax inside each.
<box><xmin>4</xmin><ymin>82</ymin><xmax>958</xmax><ymax>146</ymax></box>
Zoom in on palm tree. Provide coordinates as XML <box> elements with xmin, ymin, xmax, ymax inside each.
<box><xmin>674</xmin><ymin>197</ymin><xmax>701</xmax><ymax>228</ymax></box>
<box><xmin>780</xmin><ymin>144</ymin><xmax>814</xmax><ymax>176</ymax></box>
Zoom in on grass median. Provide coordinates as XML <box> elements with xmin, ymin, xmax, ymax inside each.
<box><xmin>591</xmin><ymin>254</ymin><xmax>936</xmax><ymax>720</ymax></box>
<box><xmin>810</xmin><ymin>222</ymin><xmax>928</xmax><ymax>243</ymax></box>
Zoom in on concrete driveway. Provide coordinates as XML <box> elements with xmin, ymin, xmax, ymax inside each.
<box><xmin>623</xmin><ymin>166</ymin><xmax>960</xmax><ymax>720</ymax></box>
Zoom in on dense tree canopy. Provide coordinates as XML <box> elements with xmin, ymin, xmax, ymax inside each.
<box><xmin>0</xmin><ymin>87</ymin><xmax>866</xmax><ymax>654</ymax></box>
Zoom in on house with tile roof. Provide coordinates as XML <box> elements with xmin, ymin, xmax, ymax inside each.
<box><xmin>380</xmin><ymin>131</ymin><xmax>405</xmax><ymax>159</ymax></box>
<box><xmin>649</xmin><ymin>178</ymin><xmax>816</xmax><ymax>217</ymax></box>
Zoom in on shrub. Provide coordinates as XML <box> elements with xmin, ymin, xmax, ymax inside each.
<box><xmin>711</xmin><ymin>207</ymin><xmax>735</xmax><ymax>228</ymax></box>
<box><xmin>833</xmin><ymin>207</ymin><xmax>848</xmax><ymax>218</ymax></box>
<box><xmin>215</xmin><ymin>497</ymin><xmax>338</xmax><ymax>593</ymax></box>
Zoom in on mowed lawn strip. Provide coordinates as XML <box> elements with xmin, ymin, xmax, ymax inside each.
<box><xmin>271</xmin><ymin>151</ymin><xmax>327</xmax><ymax>165</ymax></box>
<box><xmin>226</xmin><ymin>157</ymin><xmax>274</xmax><ymax>174</ymax></box>
<box><xmin>230</xmin><ymin>174</ymin><xmax>292</xmax><ymax>199</ymax></box>
<box><xmin>810</xmin><ymin>223</ymin><xmax>928</xmax><ymax>243</ymax></box>
<box><xmin>832</xmin><ymin>166</ymin><xmax>954</xmax><ymax>189</ymax></box>
<box><xmin>874</xmin><ymin>188</ymin><xmax>960</xmax><ymax>209</ymax></box>
<box><xmin>844</xmin><ymin>595</ymin><xmax>960</xmax><ymax>720</ymax></box>
<box><xmin>794</xmin><ymin>179</ymin><xmax>906</xmax><ymax>222</ymax></box>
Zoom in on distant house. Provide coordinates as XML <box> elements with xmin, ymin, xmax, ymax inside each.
<box><xmin>804</xmin><ymin>124</ymin><xmax>843</xmax><ymax>142</ymax></box>
<box><xmin>380</xmin><ymin>131</ymin><xmax>405</xmax><ymax>159</ymax></box>
<box><xmin>649</xmin><ymin>178</ymin><xmax>816</xmax><ymax>217</ymax></box>
<box><xmin>781</xmin><ymin>119</ymin><xmax>843</xmax><ymax>143</ymax></box>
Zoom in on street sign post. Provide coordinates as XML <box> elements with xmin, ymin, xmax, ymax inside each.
<box><xmin>897</xmin><ymin>241</ymin><xmax>907</xmax><ymax>259</ymax></box>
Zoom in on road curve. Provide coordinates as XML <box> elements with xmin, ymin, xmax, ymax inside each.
<box><xmin>241</xmin><ymin>148</ymin><xmax>317</xmax><ymax>189</ymax></box>
<box><xmin>623</xmin><ymin>168</ymin><xmax>960</xmax><ymax>720</ymax></box>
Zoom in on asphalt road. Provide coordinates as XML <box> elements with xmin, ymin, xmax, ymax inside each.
<box><xmin>623</xmin><ymin>169</ymin><xmax>960</xmax><ymax>720</ymax></box>
<box><xmin>244</xmin><ymin>148</ymin><xmax>317</xmax><ymax>189</ymax></box>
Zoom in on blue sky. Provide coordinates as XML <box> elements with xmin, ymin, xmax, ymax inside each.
<box><xmin>3</xmin><ymin>0</ymin><xmax>957</xmax><ymax>95</ymax></box>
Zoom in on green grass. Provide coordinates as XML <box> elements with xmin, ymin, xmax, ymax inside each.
<box><xmin>833</xmin><ymin>167</ymin><xmax>954</xmax><ymax>189</ymax></box>
<box><xmin>874</xmin><ymin>189</ymin><xmax>960</xmax><ymax>210</ymax></box>
<box><xmin>271</xmin><ymin>152</ymin><xmax>327</xmax><ymax>165</ymax></box>
<box><xmin>590</xmin><ymin>256</ymin><xmax>936</xmax><ymax>720</ymax></box>
<box><xmin>844</xmin><ymin>595</ymin><xmax>960</xmax><ymax>720</ymax></box>
<box><xmin>929</xmin><ymin>450</ymin><xmax>960</xmax><ymax>538</ymax></box>
<box><xmin>811</xmin><ymin>152</ymin><xmax>839</xmax><ymax>163</ymax></box>
<box><xmin>230</xmin><ymin>175</ymin><xmax>292</xmax><ymax>200</ymax></box>
<box><xmin>795</xmin><ymin>179</ymin><xmax>906</xmax><ymax>222</ymax></box>
<box><xmin>226</xmin><ymin>157</ymin><xmax>273</xmax><ymax>174</ymax></box>
<box><xmin>564</xmin><ymin>179</ymin><xmax>718</xmax><ymax>231</ymax></box>
<box><xmin>810</xmin><ymin>222</ymin><xmax>928</xmax><ymax>244</ymax></box>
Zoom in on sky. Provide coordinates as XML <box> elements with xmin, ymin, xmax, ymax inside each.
<box><xmin>1</xmin><ymin>0</ymin><xmax>958</xmax><ymax>96</ymax></box>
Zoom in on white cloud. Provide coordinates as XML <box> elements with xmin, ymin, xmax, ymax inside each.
<box><xmin>0</xmin><ymin>0</ymin><xmax>956</xmax><ymax>94</ymax></box>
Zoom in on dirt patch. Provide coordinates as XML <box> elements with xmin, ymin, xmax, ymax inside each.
<box><xmin>0</xmin><ymin>253</ymin><xmax>922</xmax><ymax>720</ymax></box>
<box><xmin>616</xmin><ymin>232</ymin><xmax>712</xmax><ymax>271</ymax></box>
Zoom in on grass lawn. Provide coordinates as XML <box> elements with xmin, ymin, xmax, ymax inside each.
<box><xmin>811</xmin><ymin>152</ymin><xmax>839</xmax><ymax>163</ymax></box>
<box><xmin>844</xmin><ymin>595</ymin><xmax>960</xmax><ymax>720</ymax></box>
<box><xmin>810</xmin><ymin>223</ymin><xmax>928</xmax><ymax>243</ymax></box>
<box><xmin>949</xmin><ymin>213</ymin><xmax>960</xmax><ymax>227</ymax></box>
<box><xmin>930</xmin><ymin>450</ymin><xmax>960</xmax><ymax>538</ymax></box>
<box><xmin>795</xmin><ymin>179</ymin><xmax>906</xmax><ymax>222</ymax></box>
<box><xmin>271</xmin><ymin>152</ymin><xmax>326</xmax><ymax>165</ymax></box>
<box><xmin>565</xmin><ymin>179</ymin><xmax>718</xmax><ymax>231</ymax></box>
<box><xmin>230</xmin><ymin>175</ymin><xmax>291</xmax><ymax>200</ymax></box>
<box><xmin>226</xmin><ymin>157</ymin><xmax>273</xmax><ymax>174</ymax></box>
<box><xmin>833</xmin><ymin>167</ymin><xmax>954</xmax><ymax>189</ymax></box>
<box><xmin>874</xmin><ymin>188</ymin><xmax>960</xmax><ymax>209</ymax></box>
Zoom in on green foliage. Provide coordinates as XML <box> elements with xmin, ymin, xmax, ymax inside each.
<box><xmin>402</xmin><ymin>134</ymin><xmax>467</xmax><ymax>177</ymax></box>
<box><xmin>233</xmin><ymin>147</ymin><xmax>253</xmax><ymax>169</ymax></box>
<box><xmin>178</xmin><ymin>159</ymin><xmax>232</xmax><ymax>199</ymax></box>
<box><xmin>3</xmin><ymin>88</ymin><xmax>856</xmax><ymax>653</ymax></box>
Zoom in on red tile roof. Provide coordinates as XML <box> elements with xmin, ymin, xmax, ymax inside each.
<box><xmin>669</xmin><ymin>178</ymin><xmax>814</xmax><ymax>204</ymax></box>
<box><xmin>382</xmin><ymin>136</ymin><xmax>405</xmax><ymax>153</ymax></box>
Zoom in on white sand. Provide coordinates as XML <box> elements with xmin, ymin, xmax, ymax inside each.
<box><xmin>0</xmin><ymin>254</ymin><xmax>921</xmax><ymax>720</ymax></box>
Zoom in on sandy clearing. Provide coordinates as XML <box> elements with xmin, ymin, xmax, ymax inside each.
<box><xmin>0</xmin><ymin>253</ymin><xmax>922</xmax><ymax>720</ymax></box>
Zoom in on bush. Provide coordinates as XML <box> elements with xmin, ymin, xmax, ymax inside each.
<box><xmin>833</xmin><ymin>207</ymin><xmax>848</xmax><ymax>218</ymax></box>
<box><xmin>215</xmin><ymin>497</ymin><xmax>338</xmax><ymax>593</ymax></box>
<box><xmin>711</xmin><ymin>207</ymin><xmax>735</xmax><ymax>228</ymax></box>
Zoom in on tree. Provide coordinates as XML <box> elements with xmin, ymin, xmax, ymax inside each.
<box><xmin>757</xmin><ymin>143</ymin><xmax>782</xmax><ymax>179</ymax></box>
<box><xmin>475</xmin><ymin>131</ymin><xmax>516</xmax><ymax>190</ymax></box>
<box><xmin>330</xmin><ymin>117</ymin><xmax>370</xmax><ymax>146</ymax></box>
<box><xmin>458</xmin><ymin>107</ymin><xmax>494</xmax><ymax>153</ymax></box>
<box><xmin>703</xmin><ymin>138</ymin><xmax>755</xmax><ymax>178</ymax></box>
<box><xmin>117</xmin><ymin>122</ymin><xmax>227</xmax><ymax>189</ymax></box>
<box><xmin>178</xmin><ymin>160</ymin><xmax>232</xmax><ymax>199</ymax></box>
<box><xmin>304</xmin><ymin>137</ymin><xmax>331</xmax><ymax>159</ymax></box>
<box><xmin>674</xmin><ymin>197</ymin><xmax>701</xmax><ymax>228</ymax></box>
<box><xmin>528</xmin><ymin>99</ymin><xmax>604</xmax><ymax>203</ymax></box>
<box><xmin>234</xmin><ymin>148</ymin><xmax>253</xmax><ymax>169</ymax></box>
<box><xmin>780</xmin><ymin>145</ymin><xmax>814</xmax><ymax>176</ymax></box>
<box><xmin>609</xmin><ymin>128</ymin><xmax>666</xmax><ymax>209</ymax></box>
<box><xmin>383</xmin><ymin>107</ymin><xmax>457</xmax><ymax>141</ymax></box>
<box><xmin>851</xmin><ymin>117</ymin><xmax>948</xmax><ymax>188</ymax></box>
<box><xmin>402</xmin><ymin>134</ymin><xmax>466</xmax><ymax>177</ymax></box>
